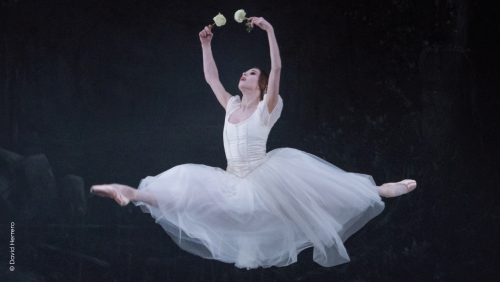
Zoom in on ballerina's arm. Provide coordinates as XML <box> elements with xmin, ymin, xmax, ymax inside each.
<box><xmin>248</xmin><ymin>17</ymin><xmax>282</xmax><ymax>113</ymax></box>
<box><xmin>201</xmin><ymin>25</ymin><xmax>232</xmax><ymax>110</ymax></box>
<box><xmin>264</xmin><ymin>27</ymin><xmax>281</xmax><ymax>114</ymax></box>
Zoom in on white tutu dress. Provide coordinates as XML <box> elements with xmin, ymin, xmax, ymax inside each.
<box><xmin>132</xmin><ymin>94</ymin><xmax>385</xmax><ymax>270</ymax></box>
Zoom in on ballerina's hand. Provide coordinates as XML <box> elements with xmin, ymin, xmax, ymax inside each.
<box><xmin>199</xmin><ymin>25</ymin><xmax>213</xmax><ymax>44</ymax></box>
<box><xmin>247</xmin><ymin>17</ymin><xmax>273</xmax><ymax>31</ymax></box>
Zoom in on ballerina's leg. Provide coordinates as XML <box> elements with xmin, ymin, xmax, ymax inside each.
<box><xmin>112</xmin><ymin>184</ymin><xmax>159</xmax><ymax>208</ymax></box>
<box><xmin>135</xmin><ymin>190</ymin><xmax>159</xmax><ymax>208</ymax></box>
<box><xmin>377</xmin><ymin>184</ymin><xmax>407</xmax><ymax>198</ymax></box>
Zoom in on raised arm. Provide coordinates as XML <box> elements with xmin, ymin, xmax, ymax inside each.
<box><xmin>266</xmin><ymin>28</ymin><xmax>282</xmax><ymax>112</ymax></box>
<box><xmin>248</xmin><ymin>17</ymin><xmax>282</xmax><ymax>113</ymax></box>
<box><xmin>200</xmin><ymin>25</ymin><xmax>232</xmax><ymax>110</ymax></box>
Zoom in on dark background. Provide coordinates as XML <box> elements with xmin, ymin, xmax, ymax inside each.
<box><xmin>1</xmin><ymin>0</ymin><xmax>498</xmax><ymax>281</ymax></box>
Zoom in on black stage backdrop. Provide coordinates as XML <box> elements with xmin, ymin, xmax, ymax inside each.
<box><xmin>0</xmin><ymin>0</ymin><xmax>498</xmax><ymax>281</ymax></box>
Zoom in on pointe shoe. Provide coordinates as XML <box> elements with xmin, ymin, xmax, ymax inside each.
<box><xmin>90</xmin><ymin>184</ymin><xmax>130</xmax><ymax>206</ymax></box>
<box><xmin>381</xmin><ymin>179</ymin><xmax>417</xmax><ymax>194</ymax></box>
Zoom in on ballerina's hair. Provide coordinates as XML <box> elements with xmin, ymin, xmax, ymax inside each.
<box><xmin>253</xmin><ymin>67</ymin><xmax>269</xmax><ymax>101</ymax></box>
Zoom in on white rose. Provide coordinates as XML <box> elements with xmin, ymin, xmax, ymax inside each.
<box><xmin>213</xmin><ymin>13</ymin><xmax>226</xmax><ymax>27</ymax></box>
<box><xmin>234</xmin><ymin>9</ymin><xmax>253</xmax><ymax>32</ymax></box>
<box><xmin>234</xmin><ymin>9</ymin><xmax>247</xmax><ymax>23</ymax></box>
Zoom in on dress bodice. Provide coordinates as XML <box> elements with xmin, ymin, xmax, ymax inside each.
<box><xmin>223</xmin><ymin>93</ymin><xmax>283</xmax><ymax>178</ymax></box>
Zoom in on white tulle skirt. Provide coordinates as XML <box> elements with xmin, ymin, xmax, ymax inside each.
<box><xmin>131</xmin><ymin>147</ymin><xmax>385</xmax><ymax>270</ymax></box>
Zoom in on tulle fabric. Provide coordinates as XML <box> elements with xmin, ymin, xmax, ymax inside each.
<box><xmin>131</xmin><ymin>147</ymin><xmax>385</xmax><ymax>269</ymax></box>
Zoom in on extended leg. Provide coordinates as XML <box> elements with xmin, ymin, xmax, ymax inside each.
<box><xmin>111</xmin><ymin>184</ymin><xmax>159</xmax><ymax>208</ymax></box>
<box><xmin>91</xmin><ymin>184</ymin><xmax>159</xmax><ymax>208</ymax></box>
<box><xmin>377</xmin><ymin>184</ymin><xmax>407</xmax><ymax>197</ymax></box>
<box><xmin>377</xmin><ymin>179</ymin><xmax>417</xmax><ymax>198</ymax></box>
<box><xmin>135</xmin><ymin>190</ymin><xmax>159</xmax><ymax>208</ymax></box>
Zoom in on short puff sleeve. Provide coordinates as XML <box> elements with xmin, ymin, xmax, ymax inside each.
<box><xmin>225</xmin><ymin>95</ymin><xmax>240</xmax><ymax>113</ymax></box>
<box><xmin>258</xmin><ymin>94</ymin><xmax>283</xmax><ymax>128</ymax></box>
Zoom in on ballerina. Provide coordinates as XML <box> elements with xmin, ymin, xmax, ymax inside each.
<box><xmin>90</xmin><ymin>17</ymin><xmax>417</xmax><ymax>270</ymax></box>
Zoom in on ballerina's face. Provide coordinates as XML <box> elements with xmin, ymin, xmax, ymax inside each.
<box><xmin>238</xmin><ymin>68</ymin><xmax>260</xmax><ymax>90</ymax></box>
